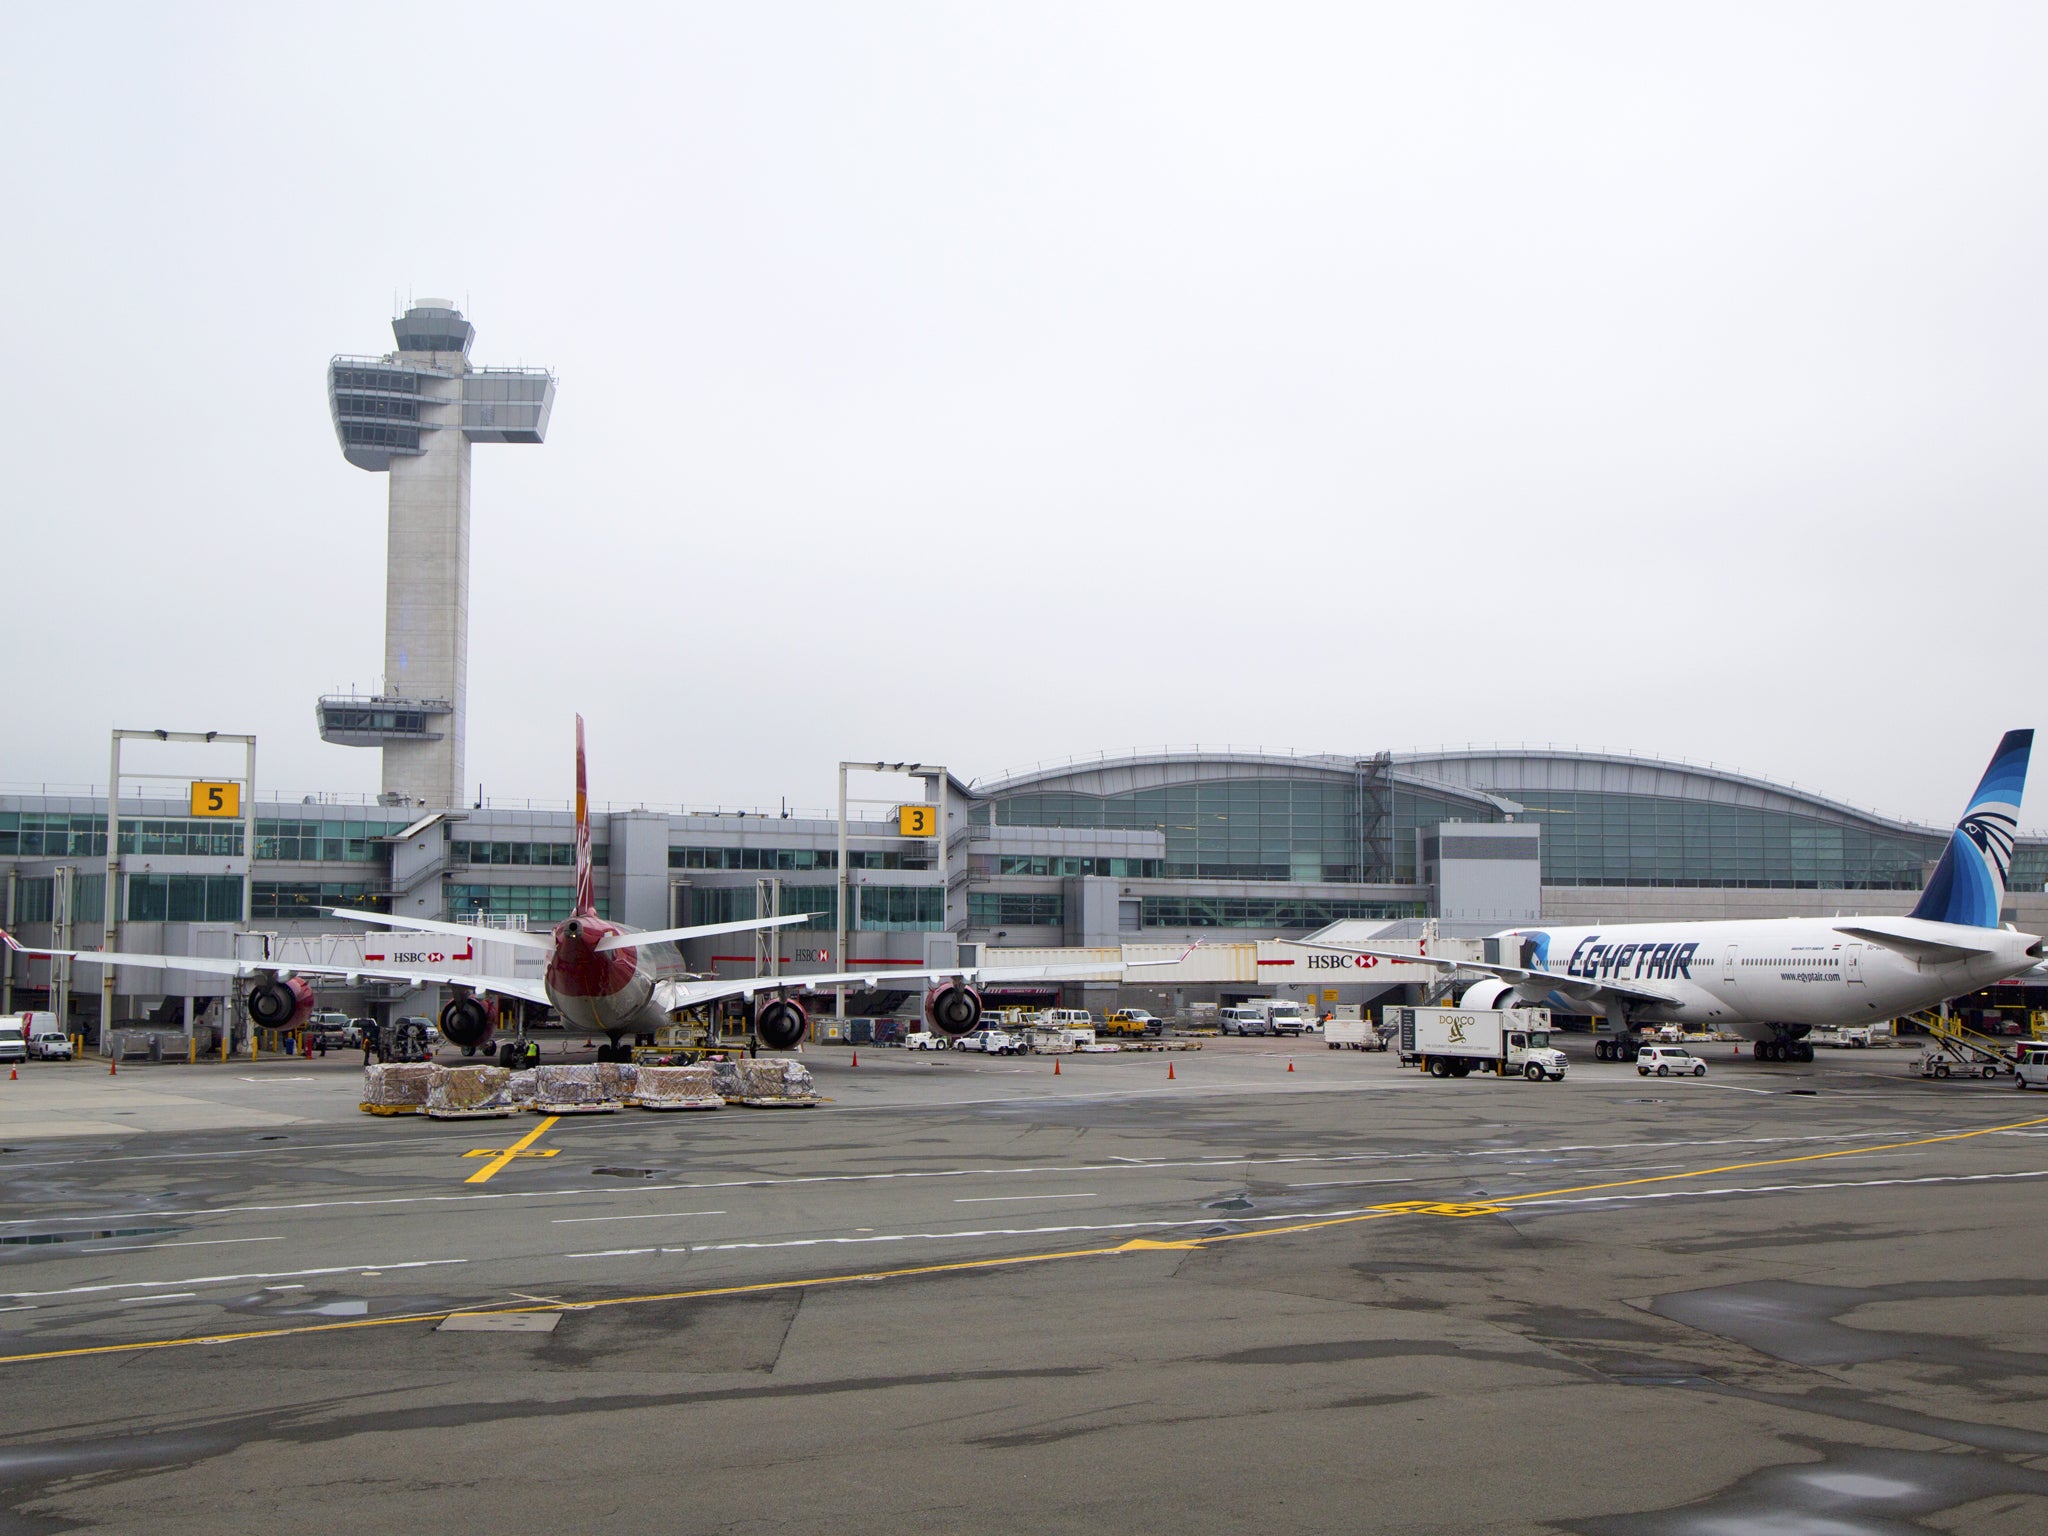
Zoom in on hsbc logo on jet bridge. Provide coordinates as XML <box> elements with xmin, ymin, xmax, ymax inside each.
<box><xmin>1305</xmin><ymin>952</ymin><xmax>1382</xmax><ymax>970</ymax></box>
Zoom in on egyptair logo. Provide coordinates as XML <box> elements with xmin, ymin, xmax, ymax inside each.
<box><xmin>1960</xmin><ymin>810</ymin><xmax>2016</xmax><ymax>885</ymax></box>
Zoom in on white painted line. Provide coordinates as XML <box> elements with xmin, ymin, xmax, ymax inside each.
<box><xmin>565</xmin><ymin>1248</ymin><xmax>658</xmax><ymax>1259</ymax></box>
<box><xmin>0</xmin><ymin>1258</ymin><xmax>466</xmax><ymax>1302</ymax></box>
<box><xmin>82</xmin><ymin>1236</ymin><xmax>286</xmax><ymax>1253</ymax></box>
<box><xmin>550</xmin><ymin>1211</ymin><xmax>726</xmax><ymax>1224</ymax></box>
<box><xmin>117</xmin><ymin>1293</ymin><xmax>198</xmax><ymax>1304</ymax></box>
<box><xmin>954</xmin><ymin>1193</ymin><xmax>1098</xmax><ymax>1203</ymax></box>
<box><xmin>0</xmin><ymin>1305</ymin><xmax>35</xmax><ymax>1313</ymax></box>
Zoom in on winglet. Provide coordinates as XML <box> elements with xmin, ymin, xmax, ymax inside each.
<box><xmin>573</xmin><ymin>715</ymin><xmax>596</xmax><ymax>918</ymax></box>
<box><xmin>1909</xmin><ymin>729</ymin><xmax>2032</xmax><ymax>928</ymax></box>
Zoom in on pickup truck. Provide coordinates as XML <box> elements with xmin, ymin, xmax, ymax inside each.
<box><xmin>1101</xmin><ymin>1010</ymin><xmax>1164</xmax><ymax>1037</ymax></box>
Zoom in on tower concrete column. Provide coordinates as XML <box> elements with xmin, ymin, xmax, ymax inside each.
<box><xmin>321</xmin><ymin>302</ymin><xmax>554</xmax><ymax>809</ymax></box>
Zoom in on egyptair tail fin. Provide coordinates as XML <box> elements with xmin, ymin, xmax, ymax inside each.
<box><xmin>574</xmin><ymin>715</ymin><xmax>596</xmax><ymax>918</ymax></box>
<box><xmin>1908</xmin><ymin>729</ymin><xmax>2032</xmax><ymax>928</ymax></box>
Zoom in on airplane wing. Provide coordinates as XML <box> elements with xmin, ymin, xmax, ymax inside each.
<box><xmin>656</xmin><ymin>958</ymin><xmax>1131</xmax><ymax>1011</ymax></box>
<box><xmin>0</xmin><ymin>932</ymin><xmax>550</xmax><ymax>1007</ymax></box>
<box><xmin>1278</xmin><ymin>939</ymin><xmax>1681</xmax><ymax>1012</ymax></box>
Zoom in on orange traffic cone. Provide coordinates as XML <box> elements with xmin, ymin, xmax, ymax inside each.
<box><xmin>1287</xmin><ymin>1059</ymin><xmax>1294</xmax><ymax>1072</ymax></box>
<box><xmin>8</xmin><ymin>1067</ymin><xmax>15</xmax><ymax>1080</ymax></box>
<box><xmin>851</xmin><ymin>1051</ymin><xmax>859</xmax><ymax>1068</ymax></box>
<box><xmin>1167</xmin><ymin>1060</ymin><xmax>1176</xmax><ymax>1080</ymax></box>
<box><xmin>1054</xmin><ymin>1058</ymin><xmax>1061</xmax><ymax>1075</ymax></box>
<box><xmin>109</xmin><ymin>1059</ymin><xmax>118</xmax><ymax>1075</ymax></box>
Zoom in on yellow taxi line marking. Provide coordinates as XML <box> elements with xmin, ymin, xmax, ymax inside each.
<box><xmin>8</xmin><ymin>1111</ymin><xmax>2047</xmax><ymax>1368</ymax></box>
<box><xmin>462</xmin><ymin>1117</ymin><xmax>561</xmax><ymax>1185</ymax></box>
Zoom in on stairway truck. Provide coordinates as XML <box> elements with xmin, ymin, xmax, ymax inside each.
<box><xmin>1392</xmin><ymin>1005</ymin><xmax>1568</xmax><ymax>1082</ymax></box>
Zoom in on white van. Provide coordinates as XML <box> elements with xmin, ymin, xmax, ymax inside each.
<box><xmin>2014</xmin><ymin>1044</ymin><xmax>2048</xmax><ymax>1091</ymax></box>
<box><xmin>0</xmin><ymin>1019</ymin><xmax>26</xmax><ymax>1065</ymax></box>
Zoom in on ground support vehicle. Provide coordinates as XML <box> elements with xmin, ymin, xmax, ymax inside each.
<box><xmin>1102</xmin><ymin>1010</ymin><xmax>1164</xmax><ymax>1037</ymax></box>
<box><xmin>1391</xmin><ymin>1006</ymin><xmax>1567</xmax><ymax>1082</ymax></box>
<box><xmin>1324</xmin><ymin>1018</ymin><xmax>1388</xmax><ymax>1051</ymax></box>
<box><xmin>7</xmin><ymin>1012</ymin><xmax>70</xmax><ymax>1061</ymax></box>
<box><xmin>904</xmin><ymin>1031</ymin><xmax>949</xmax><ymax>1051</ymax></box>
<box><xmin>1218</xmin><ymin>1007</ymin><xmax>1270</xmax><ymax>1036</ymax></box>
<box><xmin>2013</xmin><ymin>1044</ymin><xmax>2048</xmax><ymax>1089</ymax></box>
<box><xmin>1254</xmin><ymin>1000</ymin><xmax>1309</xmax><ymax>1036</ymax></box>
<box><xmin>1637</xmin><ymin>1045</ymin><xmax>1708</xmax><ymax>1077</ymax></box>
<box><xmin>0</xmin><ymin>1019</ymin><xmax>26</xmax><ymax>1065</ymax></box>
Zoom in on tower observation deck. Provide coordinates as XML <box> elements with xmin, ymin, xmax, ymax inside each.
<box><xmin>323</xmin><ymin>301</ymin><xmax>555</xmax><ymax>809</ymax></box>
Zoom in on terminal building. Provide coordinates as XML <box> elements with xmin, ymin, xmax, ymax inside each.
<box><xmin>6</xmin><ymin>298</ymin><xmax>2044</xmax><ymax>1037</ymax></box>
<box><xmin>6</xmin><ymin>746</ymin><xmax>2047</xmax><ymax>1034</ymax></box>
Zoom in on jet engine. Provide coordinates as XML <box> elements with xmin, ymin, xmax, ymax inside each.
<box><xmin>438</xmin><ymin>995</ymin><xmax>498</xmax><ymax>1051</ymax></box>
<box><xmin>755</xmin><ymin>997</ymin><xmax>808</xmax><ymax>1051</ymax></box>
<box><xmin>924</xmin><ymin>981</ymin><xmax>983</xmax><ymax>1037</ymax></box>
<box><xmin>248</xmin><ymin>976</ymin><xmax>316</xmax><ymax>1030</ymax></box>
<box><xmin>1458</xmin><ymin>979</ymin><xmax>1529</xmax><ymax>1011</ymax></box>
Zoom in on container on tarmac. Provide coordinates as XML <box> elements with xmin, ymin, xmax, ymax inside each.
<box><xmin>1324</xmin><ymin>1017</ymin><xmax>1388</xmax><ymax>1051</ymax></box>
<box><xmin>1388</xmin><ymin>1005</ymin><xmax>1568</xmax><ymax>1082</ymax></box>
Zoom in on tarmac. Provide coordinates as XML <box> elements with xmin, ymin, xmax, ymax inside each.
<box><xmin>5</xmin><ymin>1035</ymin><xmax>2048</xmax><ymax>1534</ymax></box>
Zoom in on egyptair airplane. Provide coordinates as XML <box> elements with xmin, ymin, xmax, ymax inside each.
<box><xmin>1290</xmin><ymin>731</ymin><xmax>2044</xmax><ymax>1064</ymax></box>
<box><xmin>5</xmin><ymin>718</ymin><xmax>1142</xmax><ymax>1062</ymax></box>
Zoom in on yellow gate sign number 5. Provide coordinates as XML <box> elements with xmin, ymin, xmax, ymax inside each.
<box><xmin>897</xmin><ymin>804</ymin><xmax>937</xmax><ymax>838</ymax></box>
<box><xmin>190</xmin><ymin>781</ymin><xmax>241</xmax><ymax>818</ymax></box>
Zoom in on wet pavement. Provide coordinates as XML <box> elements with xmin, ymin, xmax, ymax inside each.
<box><xmin>4</xmin><ymin>1037</ymin><xmax>2048</xmax><ymax>1532</ymax></box>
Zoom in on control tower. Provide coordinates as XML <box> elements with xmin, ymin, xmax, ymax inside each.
<box><xmin>322</xmin><ymin>302</ymin><xmax>555</xmax><ymax>808</ymax></box>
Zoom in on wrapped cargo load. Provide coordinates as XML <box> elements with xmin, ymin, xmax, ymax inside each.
<box><xmin>723</xmin><ymin>1056</ymin><xmax>820</xmax><ymax>1107</ymax></box>
<box><xmin>629</xmin><ymin>1064</ymin><xmax>725</xmax><ymax>1110</ymax></box>
<box><xmin>532</xmin><ymin>1063</ymin><xmax>623</xmax><ymax>1113</ymax></box>
<box><xmin>507</xmin><ymin>1072</ymin><xmax>538</xmax><ymax>1105</ymax></box>
<box><xmin>425</xmin><ymin>1064</ymin><xmax>516</xmax><ymax>1119</ymax></box>
<box><xmin>360</xmin><ymin>1062</ymin><xmax>433</xmax><ymax>1114</ymax></box>
<box><xmin>595</xmin><ymin>1060</ymin><xmax>639</xmax><ymax>1101</ymax></box>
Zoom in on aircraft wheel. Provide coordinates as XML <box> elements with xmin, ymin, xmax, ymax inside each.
<box><xmin>1800</xmin><ymin>1043</ymin><xmax>1815</xmax><ymax>1062</ymax></box>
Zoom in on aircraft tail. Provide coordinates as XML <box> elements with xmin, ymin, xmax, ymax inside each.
<box><xmin>574</xmin><ymin>715</ymin><xmax>596</xmax><ymax>917</ymax></box>
<box><xmin>1908</xmin><ymin>729</ymin><xmax>2032</xmax><ymax>927</ymax></box>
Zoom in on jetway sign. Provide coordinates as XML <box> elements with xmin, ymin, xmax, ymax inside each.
<box><xmin>189</xmin><ymin>781</ymin><xmax>241</xmax><ymax>817</ymax></box>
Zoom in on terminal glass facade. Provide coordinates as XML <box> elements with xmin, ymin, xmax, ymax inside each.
<box><xmin>968</xmin><ymin>893</ymin><xmax>1064</xmax><ymax>927</ymax></box>
<box><xmin>252</xmin><ymin>883</ymin><xmax>385</xmax><ymax>920</ymax></box>
<box><xmin>448</xmin><ymin>884</ymin><xmax>609</xmax><ymax>923</ymax></box>
<box><xmin>1509</xmin><ymin>791</ymin><xmax>1940</xmax><ymax>889</ymax></box>
<box><xmin>996</xmin><ymin>780</ymin><xmax>1361</xmax><ymax>882</ymax></box>
<box><xmin>1138</xmin><ymin>895</ymin><xmax>1426</xmax><ymax>929</ymax></box>
<box><xmin>126</xmin><ymin>874</ymin><xmax>243</xmax><ymax>923</ymax></box>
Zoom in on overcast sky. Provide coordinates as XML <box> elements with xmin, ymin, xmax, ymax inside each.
<box><xmin>4</xmin><ymin>4</ymin><xmax>2044</xmax><ymax>828</ymax></box>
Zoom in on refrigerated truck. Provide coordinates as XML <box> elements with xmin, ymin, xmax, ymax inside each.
<box><xmin>1388</xmin><ymin>1005</ymin><xmax>1568</xmax><ymax>1082</ymax></box>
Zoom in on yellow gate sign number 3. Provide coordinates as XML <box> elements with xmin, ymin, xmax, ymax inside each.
<box><xmin>190</xmin><ymin>781</ymin><xmax>241</xmax><ymax>818</ymax></box>
<box><xmin>897</xmin><ymin>804</ymin><xmax>937</xmax><ymax>838</ymax></box>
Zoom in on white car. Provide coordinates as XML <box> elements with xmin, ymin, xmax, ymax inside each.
<box><xmin>1637</xmin><ymin>1045</ymin><xmax>1707</xmax><ymax>1078</ymax></box>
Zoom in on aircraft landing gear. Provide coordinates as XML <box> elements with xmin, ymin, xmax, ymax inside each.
<box><xmin>1596</xmin><ymin>1038</ymin><xmax>1641</xmax><ymax>1063</ymax></box>
<box><xmin>1755</xmin><ymin>1037</ymin><xmax>1814</xmax><ymax>1064</ymax></box>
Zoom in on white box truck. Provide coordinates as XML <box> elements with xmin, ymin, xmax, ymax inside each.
<box><xmin>1388</xmin><ymin>1005</ymin><xmax>1567</xmax><ymax>1082</ymax></box>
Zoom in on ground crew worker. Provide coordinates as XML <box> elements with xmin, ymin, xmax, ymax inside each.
<box><xmin>522</xmin><ymin>1038</ymin><xmax>540</xmax><ymax>1070</ymax></box>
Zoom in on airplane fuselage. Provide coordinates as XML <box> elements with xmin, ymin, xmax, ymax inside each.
<box><xmin>1503</xmin><ymin>918</ymin><xmax>2040</xmax><ymax>1040</ymax></box>
<box><xmin>543</xmin><ymin>916</ymin><xmax>667</xmax><ymax>1039</ymax></box>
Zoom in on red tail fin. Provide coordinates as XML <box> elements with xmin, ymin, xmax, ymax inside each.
<box><xmin>574</xmin><ymin>715</ymin><xmax>596</xmax><ymax>917</ymax></box>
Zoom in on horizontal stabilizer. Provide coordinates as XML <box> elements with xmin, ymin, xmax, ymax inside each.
<box><xmin>594</xmin><ymin>914</ymin><xmax>813</xmax><ymax>952</ymax></box>
<box><xmin>323</xmin><ymin>910</ymin><xmax>553</xmax><ymax>951</ymax></box>
<box><xmin>1834</xmin><ymin>920</ymin><xmax>2000</xmax><ymax>964</ymax></box>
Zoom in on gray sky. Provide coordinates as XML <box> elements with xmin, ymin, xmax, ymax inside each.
<box><xmin>4</xmin><ymin>4</ymin><xmax>2044</xmax><ymax>828</ymax></box>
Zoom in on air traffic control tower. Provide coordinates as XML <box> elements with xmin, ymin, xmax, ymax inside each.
<box><xmin>322</xmin><ymin>301</ymin><xmax>555</xmax><ymax>808</ymax></box>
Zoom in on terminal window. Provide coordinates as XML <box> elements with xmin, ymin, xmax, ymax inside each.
<box><xmin>126</xmin><ymin>874</ymin><xmax>243</xmax><ymax>923</ymax></box>
<box><xmin>968</xmin><ymin>893</ymin><xmax>1064</xmax><ymax>927</ymax></box>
